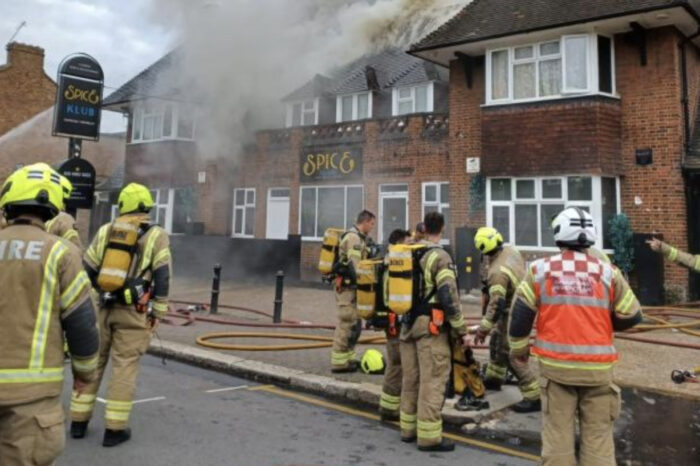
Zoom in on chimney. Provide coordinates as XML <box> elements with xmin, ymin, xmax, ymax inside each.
<box><xmin>5</xmin><ymin>42</ymin><xmax>46</xmax><ymax>73</ymax></box>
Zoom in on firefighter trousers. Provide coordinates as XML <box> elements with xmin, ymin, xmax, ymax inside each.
<box><xmin>70</xmin><ymin>305</ymin><xmax>152</xmax><ymax>430</ymax></box>
<box><xmin>331</xmin><ymin>289</ymin><xmax>361</xmax><ymax>369</ymax></box>
<box><xmin>379</xmin><ymin>334</ymin><xmax>402</xmax><ymax>417</ymax></box>
<box><xmin>540</xmin><ymin>377</ymin><xmax>621</xmax><ymax>466</ymax></box>
<box><xmin>0</xmin><ymin>396</ymin><xmax>64</xmax><ymax>466</ymax></box>
<box><xmin>485</xmin><ymin>317</ymin><xmax>540</xmax><ymax>401</ymax></box>
<box><xmin>399</xmin><ymin>330</ymin><xmax>451</xmax><ymax>447</ymax></box>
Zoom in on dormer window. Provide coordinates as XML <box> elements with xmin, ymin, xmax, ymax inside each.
<box><xmin>337</xmin><ymin>92</ymin><xmax>372</xmax><ymax>122</ymax></box>
<box><xmin>131</xmin><ymin>102</ymin><xmax>196</xmax><ymax>143</ymax></box>
<box><xmin>392</xmin><ymin>83</ymin><xmax>434</xmax><ymax>116</ymax></box>
<box><xmin>286</xmin><ymin>99</ymin><xmax>319</xmax><ymax>127</ymax></box>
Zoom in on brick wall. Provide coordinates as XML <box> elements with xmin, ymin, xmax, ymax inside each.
<box><xmin>0</xmin><ymin>43</ymin><xmax>56</xmax><ymax>137</ymax></box>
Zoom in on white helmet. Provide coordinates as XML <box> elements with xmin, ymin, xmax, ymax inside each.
<box><xmin>552</xmin><ymin>207</ymin><xmax>597</xmax><ymax>248</ymax></box>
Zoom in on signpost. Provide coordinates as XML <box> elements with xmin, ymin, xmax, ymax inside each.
<box><xmin>52</xmin><ymin>53</ymin><xmax>103</xmax><ymax>215</ymax></box>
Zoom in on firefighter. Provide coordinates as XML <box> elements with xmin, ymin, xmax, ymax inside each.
<box><xmin>399</xmin><ymin>212</ymin><xmax>469</xmax><ymax>452</ymax></box>
<box><xmin>45</xmin><ymin>175</ymin><xmax>82</xmax><ymax>248</ymax></box>
<box><xmin>331</xmin><ymin>210</ymin><xmax>376</xmax><ymax>373</ymax></box>
<box><xmin>70</xmin><ymin>182</ymin><xmax>171</xmax><ymax>447</ymax></box>
<box><xmin>0</xmin><ymin>163</ymin><xmax>99</xmax><ymax>465</ymax></box>
<box><xmin>509</xmin><ymin>207</ymin><xmax>642</xmax><ymax>465</ymax></box>
<box><xmin>648</xmin><ymin>238</ymin><xmax>700</xmax><ymax>273</ymax></box>
<box><xmin>413</xmin><ymin>222</ymin><xmax>426</xmax><ymax>242</ymax></box>
<box><xmin>377</xmin><ymin>228</ymin><xmax>411</xmax><ymax>421</ymax></box>
<box><xmin>473</xmin><ymin>227</ymin><xmax>540</xmax><ymax>412</ymax></box>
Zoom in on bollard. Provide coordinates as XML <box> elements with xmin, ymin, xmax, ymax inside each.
<box><xmin>273</xmin><ymin>270</ymin><xmax>284</xmax><ymax>323</ymax></box>
<box><xmin>211</xmin><ymin>263</ymin><xmax>221</xmax><ymax>315</ymax></box>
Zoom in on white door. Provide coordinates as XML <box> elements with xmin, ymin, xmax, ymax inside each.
<box><xmin>266</xmin><ymin>188</ymin><xmax>290</xmax><ymax>240</ymax></box>
<box><xmin>379</xmin><ymin>184</ymin><xmax>409</xmax><ymax>243</ymax></box>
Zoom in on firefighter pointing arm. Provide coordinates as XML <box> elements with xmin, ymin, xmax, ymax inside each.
<box><xmin>648</xmin><ymin>238</ymin><xmax>700</xmax><ymax>273</ymax></box>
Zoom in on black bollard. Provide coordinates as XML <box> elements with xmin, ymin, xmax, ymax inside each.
<box><xmin>273</xmin><ymin>270</ymin><xmax>284</xmax><ymax>323</ymax></box>
<box><xmin>211</xmin><ymin>263</ymin><xmax>221</xmax><ymax>315</ymax></box>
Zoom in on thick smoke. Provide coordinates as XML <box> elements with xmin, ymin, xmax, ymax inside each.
<box><xmin>147</xmin><ymin>0</ymin><xmax>468</xmax><ymax>159</ymax></box>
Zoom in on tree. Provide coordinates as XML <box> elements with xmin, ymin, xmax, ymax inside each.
<box><xmin>608</xmin><ymin>214</ymin><xmax>634</xmax><ymax>277</ymax></box>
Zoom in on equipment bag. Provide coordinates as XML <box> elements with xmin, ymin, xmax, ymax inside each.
<box><xmin>387</xmin><ymin>244</ymin><xmax>436</xmax><ymax>315</ymax></box>
<box><xmin>356</xmin><ymin>259</ymin><xmax>385</xmax><ymax>319</ymax></box>
<box><xmin>318</xmin><ymin>228</ymin><xmax>346</xmax><ymax>276</ymax></box>
<box><xmin>97</xmin><ymin>215</ymin><xmax>146</xmax><ymax>292</ymax></box>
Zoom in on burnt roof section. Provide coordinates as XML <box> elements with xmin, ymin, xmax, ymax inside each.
<box><xmin>103</xmin><ymin>49</ymin><xmax>182</xmax><ymax>107</ymax></box>
<box><xmin>412</xmin><ymin>0</ymin><xmax>700</xmax><ymax>52</ymax></box>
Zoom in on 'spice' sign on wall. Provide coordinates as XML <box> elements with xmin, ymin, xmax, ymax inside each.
<box><xmin>300</xmin><ymin>146</ymin><xmax>363</xmax><ymax>182</ymax></box>
<box><xmin>52</xmin><ymin>54</ymin><xmax>104</xmax><ymax>141</ymax></box>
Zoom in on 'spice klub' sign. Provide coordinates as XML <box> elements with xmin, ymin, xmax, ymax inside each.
<box><xmin>300</xmin><ymin>147</ymin><xmax>363</xmax><ymax>182</ymax></box>
<box><xmin>52</xmin><ymin>54</ymin><xmax>104</xmax><ymax>141</ymax></box>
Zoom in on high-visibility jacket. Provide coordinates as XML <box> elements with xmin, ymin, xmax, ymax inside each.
<box><xmin>46</xmin><ymin>211</ymin><xmax>82</xmax><ymax>249</ymax></box>
<box><xmin>85</xmin><ymin>213</ymin><xmax>172</xmax><ymax>318</ymax></box>
<box><xmin>479</xmin><ymin>245</ymin><xmax>525</xmax><ymax>332</ymax></box>
<box><xmin>509</xmin><ymin>250</ymin><xmax>642</xmax><ymax>386</ymax></box>
<box><xmin>0</xmin><ymin>218</ymin><xmax>99</xmax><ymax>405</ymax></box>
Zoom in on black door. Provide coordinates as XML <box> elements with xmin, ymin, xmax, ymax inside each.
<box><xmin>455</xmin><ymin>227</ymin><xmax>481</xmax><ymax>293</ymax></box>
<box><xmin>687</xmin><ymin>173</ymin><xmax>700</xmax><ymax>300</ymax></box>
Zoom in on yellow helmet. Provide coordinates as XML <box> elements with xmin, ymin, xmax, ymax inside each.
<box><xmin>360</xmin><ymin>349</ymin><xmax>385</xmax><ymax>375</ymax></box>
<box><xmin>59</xmin><ymin>175</ymin><xmax>73</xmax><ymax>202</ymax></box>
<box><xmin>0</xmin><ymin>163</ymin><xmax>64</xmax><ymax>218</ymax></box>
<box><xmin>474</xmin><ymin>227</ymin><xmax>504</xmax><ymax>255</ymax></box>
<box><xmin>118</xmin><ymin>183</ymin><xmax>154</xmax><ymax>215</ymax></box>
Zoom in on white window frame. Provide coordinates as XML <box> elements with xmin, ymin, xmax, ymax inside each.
<box><xmin>130</xmin><ymin>102</ymin><xmax>196</xmax><ymax>144</ymax></box>
<box><xmin>422</xmin><ymin>182</ymin><xmax>450</xmax><ymax>244</ymax></box>
<box><xmin>486</xmin><ymin>176</ymin><xmax>620</xmax><ymax>252</ymax></box>
<box><xmin>285</xmin><ymin>98</ymin><xmax>319</xmax><ymax>128</ymax></box>
<box><xmin>485</xmin><ymin>33</ymin><xmax>616</xmax><ymax>105</ymax></box>
<box><xmin>392</xmin><ymin>82</ymin><xmax>434</xmax><ymax>116</ymax></box>
<box><xmin>378</xmin><ymin>184</ymin><xmax>409</xmax><ymax>243</ymax></box>
<box><xmin>298</xmin><ymin>185</ymin><xmax>364</xmax><ymax>241</ymax></box>
<box><xmin>232</xmin><ymin>188</ymin><xmax>256</xmax><ymax>238</ymax></box>
<box><xmin>336</xmin><ymin>92</ymin><xmax>373</xmax><ymax>123</ymax></box>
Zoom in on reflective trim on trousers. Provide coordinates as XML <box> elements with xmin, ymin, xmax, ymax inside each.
<box><xmin>521</xmin><ymin>380</ymin><xmax>540</xmax><ymax>400</ymax></box>
<box><xmin>485</xmin><ymin>363</ymin><xmax>507</xmax><ymax>381</ymax></box>
<box><xmin>331</xmin><ymin>351</ymin><xmax>356</xmax><ymax>366</ymax></box>
<box><xmin>105</xmin><ymin>400</ymin><xmax>133</xmax><ymax>422</ymax></box>
<box><xmin>400</xmin><ymin>412</ymin><xmax>416</xmax><ymax>432</ymax></box>
<box><xmin>417</xmin><ymin>419</ymin><xmax>442</xmax><ymax>440</ymax></box>
<box><xmin>71</xmin><ymin>355</ymin><xmax>99</xmax><ymax>373</ymax></box>
<box><xmin>379</xmin><ymin>392</ymin><xmax>400</xmax><ymax>411</ymax></box>
<box><xmin>70</xmin><ymin>392</ymin><xmax>96</xmax><ymax>413</ymax></box>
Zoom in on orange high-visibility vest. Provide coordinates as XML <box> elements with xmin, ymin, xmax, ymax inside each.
<box><xmin>531</xmin><ymin>251</ymin><xmax>618</xmax><ymax>367</ymax></box>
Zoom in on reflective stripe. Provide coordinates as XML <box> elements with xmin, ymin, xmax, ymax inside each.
<box><xmin>70</xmin><ymin>393</ymin><xmax>96</xmax><ymax>413</ymax></box>
<box><xmin>500</xmin><ymin>266</ymin><xmax>520</xmax><ymax>287</ymax></box>
<box><xmin>30</xmin><ymin>242</ymin><xmax>67</xmax><ymax>370</ymax></box>
<box><xmin>424</xmin><ymin>251</ymin><xmax>439</xmax><ymax>303</ymax></box>
<box><xmin>105</xmin><ymin>411</ymin><xmax>131</xmax><ymax>422</ymax></box>
<box><xmin>508</xmin><ymin>337</ymin><xmax>529</xmax><ymax>351</ymax></box>
<box><xmin>72</xmin><ymin>355</ymin><xmax>99</xmax><ymax>373</ymax></box>
<box><xmin>417</xmin><ymin>419</ymin><xmax>442</xmax><ymax>440</ymax></box>
<box><xmin>153</xmin><ymin>248</ymin><xmax>171</xmax><ymax>268</ymax></box>
<box><xmin>105</xmin><ymin>399</ymin><xmax>133</xmax><ymax>421</ymax></box>
<box><xmin>695</xmin><ymin>256</ymin><xmax>700</xmax><ymax>272</ymax></box>
<box><xmin>534</xmin><ymin>339</ymin><xmax>617</xmax><ymax>355</ymax></box>
<box><xmin>518</xmin><ymin>281</ymin><xmax>536</xmax><ymax>307</ymax></box>
<box><xmin>388</xmin><ymin>294</ymin><xmax>412</xmax><ymax>302</ymax></box>
<box><xmin>485</xmin><ymin>363</ymin><xmax>507</xmax><ymax>380</ymax></box>
<box><xmin>319</xmin><ymin>260</ymin><xmax>333</xmax><ymax>269</ymax></box>
<box><xmin>86</xmin><ymin>226</ymin><xmax>108</xmax><ymax>266</ymax></box>
<box><xmin>357</xmin><ymin>304</ymin><xmax>374</xmax><ymax>311</ymax></box>
<box><xmin>521</xmin><ymin>380</ymin><xmax>540</xmax><ymax>399</ymax></box>
<box><xmin>480</xmin><ymin>318</ymin><xmax>494</xmax><ymax>330</ymax></box>
<box><xmin>400</xmin><ymin>412</ymin><xmax>417</xmax><ymax>431</ymax></box>
<box><xmin>139</xmin><ymin>231</ymin><xmax>160</xmax><ymax>275</ymax></box>
<box><xmin>331</xmin><ymin>351</ymin><xmax>356</xmax><ymax>366</ymax></box>
<box><xmin>389</xmin><ymin>251</ymin><xmax>412</xmax><ymax>259</ymax></box>
<box><xmin>448</xmin><ymin>314</ymin><xmax>465</xmax><ymax>329</ymax></box>
<box><xmin>106</xmin><ymin>400</ymin><xmax>133</xmax><ymax>409</ymax></box>
<box><xmin>60</xmin><ymin>271</ymin><xmax>91</xmax><ymax>310</ymax></box>
<box><xmin>347</xmin><ymin>250</ymin><xmax>362</xmax><ymax>259</ymax></box>
<box><xmin>616</xmin><ymin>289</ymin><xmax>636</xmax><ymax>315</ymax></box>
<box><xmin>99</xmin><ymin>268</ymin><xmax>127</xmax><ymax>279</ymax></box>
<box><xmin>540</xmin><ymin>295</ymin><xmax>609</xmax><ymax>308</ymax></box>
<box><xmin>489</xmin><ymin>284</ymin><xmax>506</xmax><ymax>297</ymax></box>
<box><xmin>535</xmin><ymin>355</ymin><xmax>615</xmax><ymax>371</ymax></box>
<box><xmin>435</xmin><ymin>269</ymin><xmax>455</xmax><ymax>286</ymax></box>
<box><xmin>668</xmin><ymin>247</ymin><xmax>679</xmax><ymax>261</ymax></box>
<box><xmin>152</xmin><ymin>301</ymin><xmax>168</xmax><ymax>313</ymax></box>
<box><xmin>380</xmin><ymin>392</ymin><xmax>400</xmax><ymax>411</ymax></box>
<box><xmin>63</xmin><ymin>230</ymin><xmax>79</xmax><ymax>241</ymax></box>
<box><xmin>0</xmin><ymin>367</ymin><xmax>64</xmax><ymax>383</ymax></box>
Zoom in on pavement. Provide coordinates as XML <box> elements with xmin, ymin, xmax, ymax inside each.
<box><xmin>58</xmin><ymin>355</ymin><xmax>537</xmax><ymax>466</ymax></box>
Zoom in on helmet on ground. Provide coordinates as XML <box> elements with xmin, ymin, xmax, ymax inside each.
<box><xmin>118</xmin><ymin>183</ymin><xmax>154</xmax><ymax>215</ymax></box>
<box><xmin>0</xmin><ymin>163</ymin><xmax>64</xmax><ymax>218</ymax></box>
<box><xmin>474</xmin><ymin>227</ymin><xmax>504</xmax><ymax>255</ymax></box>
<box><xmin>552</xmin><ymin>207</ymin><xmax>597</xmax><ymax>248</ymax></box>
<box><xmin>360</xmin><ymin>349</ymin><xmax>385</xmax><ymax>375</ymax></box>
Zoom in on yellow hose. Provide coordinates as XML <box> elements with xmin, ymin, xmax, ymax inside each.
<box><xmin>197</xmin><ymin>331</ymin><xmax>387</xmax><ymax>351</ymax></box>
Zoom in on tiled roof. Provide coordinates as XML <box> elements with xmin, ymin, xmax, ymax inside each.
<box><xmin>412</xmin><ymin>0</ymin><xmax>700</xmax><ymax>52</ymax></box>
<box><xmin>103</xmin><ymin>50</ymin><xmax>182</xmax><ymax>107</ymax></box>
<box><xmin>282</xmin><ymin>74</ymin><xmax>335</xmax><ymax>102</ymax></box>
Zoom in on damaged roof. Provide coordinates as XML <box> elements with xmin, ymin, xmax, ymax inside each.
<box><xmin>411</xmin><ymin>0</ymin><xmax>700</xmax><ymax>52</ymax></box>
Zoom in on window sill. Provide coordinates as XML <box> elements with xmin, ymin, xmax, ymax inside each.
<box><xmin>128</xmin><ymin>137</ymin><xmax>195</xmax><ymax>145</ymax></box>
<box><xmin>232</xmin><ymin>235</ymin><xmax>255</xmax><ymax>239</ymax></box>
<box><xmin>483</xmin><ymin>92</ymin><xmax>619</xmax><ymax>108</ymax></box>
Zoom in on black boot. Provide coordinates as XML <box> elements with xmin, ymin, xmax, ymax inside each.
<box><xmin>331</xmin><ymin>360</ymin><xmax>359</xmax><ymax>374</ymax></box>
<box><xmin>455</xmin><ymin>395</ymin><xmax>490</xmax><ymax>412</ymax></box>
<box><xmin>103</xmin><ymin>428</ymin><xmax>131</xmax><ymax>447</ymax></box>
<box><xmin>418</xmin><ymin>438</ymin><xmax>455</xmax><ymax>452</ymax></box>
<box><xmin>70</xmin><ymin>421</ymin><xmax>88</xmax><ymax>439</ymax></box>
<box><xmin>483</xmin><ymin>378</ymin><xmax>502</xmax><ymax>391</ymax></box>
<box><xmin>400</xmin><ymin>435</ymin><xmax>417</xmax><ymax>443</ymax></box>
<box><xmin>379</xmin><ymin>409</ymin><xmax>399</xmax><ymax>422</ymax></box>
<box><xmin>512</xmin><ymin>399</ymin><xmax>541</xmax><ymax>413</ymax></box>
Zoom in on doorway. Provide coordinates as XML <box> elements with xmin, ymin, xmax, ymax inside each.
<box><xmin>266</xmin><ymin>188</ymin><xmax>291</xmax><ymax>240</ymax></box>
<box><xmin>379</xmin><ymin>184</ymin><xmax>408</xmax><ymax>243</ymax></box>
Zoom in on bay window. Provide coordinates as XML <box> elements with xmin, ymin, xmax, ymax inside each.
<box><xmin>393</xmin><ymin>83</ymin><xmax>433</xmax><ymax>115</ymax></box>
<box><xmin>486</xmin><ymin>176</ymin><xmax>620</xmax><ymax>250</ymax></box>
<box><xmin>337</xmin><ymin>92</ymin><xmax>372</xmax><ymax>122</ymax></box>
<box><xmin>300</xmin><ymin>186</ymin><xmax>363</xmax><ymax>240</ymax></box>
<box><xmin>487</xmin><ymin>34</ymin><xmax>614</xmax><ymax>104</ymax></box>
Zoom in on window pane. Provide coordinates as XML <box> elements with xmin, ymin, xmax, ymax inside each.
<box><xmin>515</xmin><ymin>205</ymin><xmax>538</xmax><ymax>246</ymax></box>
<box><xmin>516</xmin><ymin>180</ymin><xmax>535</xmax><ymax>199</ymax></box>
<box><xmin>491</xmin><ymin>50</ymin><xmax>509</xmax><ymax>100</ymax></box>
<box><xmin>598</xmin><ymin>36</ymin><xmax>613</xmax><ymax>94</ymax></box>
<box><xmin>303</xmin><ymin>101</ymin><xmax>316</xmax><ymax>111</ymax></box>
<box><xmin>341</xmin><ymin>95</ymin><xmax>353</xmax><ymax>122</ymax></box>
<box><xmin>441</xmin><ymin>207</ymin><xmax>451</xmax><ymax>232</ymax></box>
<box><xmin>162</xmin><ymin>105</ymin><xmax>173</xmax><ymax>137</ymax></box>
<box><xmin>440</xmin><ymin>184</ymin><xmax>450</xmax><ymax>204</ymax></box>
<box><xmin>157</xmin><ymin>207</ymin><xmax>167</xmax><ymax>228</ymax></box>
<box><xmin>542</xmin><ymin>179</ymin><xmax>563</xmax><ymax>199</ymax></box>
<box><xmin>540</xmin><ymin>41</ymin><xmax>560</xmax><ymax>56</ymax></box>
<box><xmin>177</xmin><ymin>108</ymin><xmax>195</xmax><ymax>139</ymax></box>
<box><xmin>270</xmin><ymin>188</ymin><xmax>290</xmax><ymax>198</ymax></box>
<box><xmin>539</xmin><ymin>59</ymin><xmax>562</xmax><ymax>97</ymax></box>
<box><xmin>492</xmin><ymin>206</ymin><xmax>510</xmax><ymax>243</ymax></box>
<box><xmin>568</xmin><ymin>176</ymin><xmax>592</xmax><ymax>201</ymax></box>
<box><xmin>292</xmin><ymin>103</ymin><xmax>302</xmax><ymax>127</ymax></box>
<box><xmin>424</xmin><ymin>184</ymin><xmax>437</xmax><ymax>202</ymax></box>
<box><xmin>143</xmin><ymin>116</ymin><xmax>154</xmax><ymax>140</ymax></box>
<box><xmin>565</xmin><ymin>36</ymin><xmax>588</xmax><ymax>91</ymax></box>
<box><xmin>234</xmin><ymin>208</ymin><xmax>243</xmax><ymax>234</ymax></box>
<box><xmin>302</xmin><ymin>109</ymin><xmax>315</xmax><ymax>126</ymax></box>
<box><xmin>133</xmin><ymin>109</ymin><xmax>141</xmax><ymax>140</ymax></box>
<box><xmin>301</xmin><ymin>188</ymin><xmax>316</xmax><ymax>237</ymax></box>
<box><xmin>602</xmin><ymin>177</ymin><xmax>618</xmax><ymax>249</ymax></box>
<box><xmin>235</xmin><ymin>190</ymin><xmax>244</xmax><ymax>206</ymax></box>
<box><xmin>357</xmin><ymin>93</ymin><xmax>369</xmax><ymax>119</ymax></box>
<box><xmin>398</xmin><ymin>101</ymin><xmax>412</xmax><ymax>115</ymax></box>
<box><xmin>346</xmin><ymin>187</ymin><xmax>363</xmax><ymax>229</ymax></box>
<box><xmin>415</xmin><ymin>85</ymin><xmax>428</xmax><ymax>112</ymax></box>
<box><xmin>244</xmin><ymin>206</ymin><xmax>255</xmax><ymax>235</ymax></box>
<box><xmin>246</xmin><ymin>190</ymin><xmax>255</xmax><ymax>205</ymax></box>
<box><xmin>153</xmin><ymin>114</ymin><xmax>163</xmax><ymax>139</ymax></box>
<box><xmin>172</xmin><ymin>188</ymin><xmax>190</xmax><ymax>234</ymax></box>
<box><xmin>490</xmin><ymin>179</ymin><xmax>512</xmax><ymax>201</ymax></box>
<box><xmin>541</xmin><ymin>204</ymin><xmax>565</xmax><ymax>247</ymax></box>
<box><xmin>398</xmin><ymin>88</ymin><xmax>411</xmax><ymax>99</ymax></box>
<box><xmin>514</xmin><ymin>63</ymin><xmax>536</xmax><ymax>99</ymax></box>
<box><xmin>514</xmin><ymin>46</ymin><xmax>534</xmax><ymax>60</ymax></box>
<box><xmin>381</xmin><ymin>184</ymin><xmax>408</xmax><ymax>193</ymax></box>
<box><xmin>318</xmin><ymin>187</ymin><xmax>345</xmax><ymax>234</ymax></box>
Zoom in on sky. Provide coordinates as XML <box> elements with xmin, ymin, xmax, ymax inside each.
<box><xmin>0</xmin><ymin>0</ymin><xmax>174</xmax><ymax>133</ymax></box>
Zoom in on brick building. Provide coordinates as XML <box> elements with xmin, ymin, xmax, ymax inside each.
<box><xmin>107</xmin><ymin>0</ymin><xmax>700</xmax><ymax>300</ymax></box>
